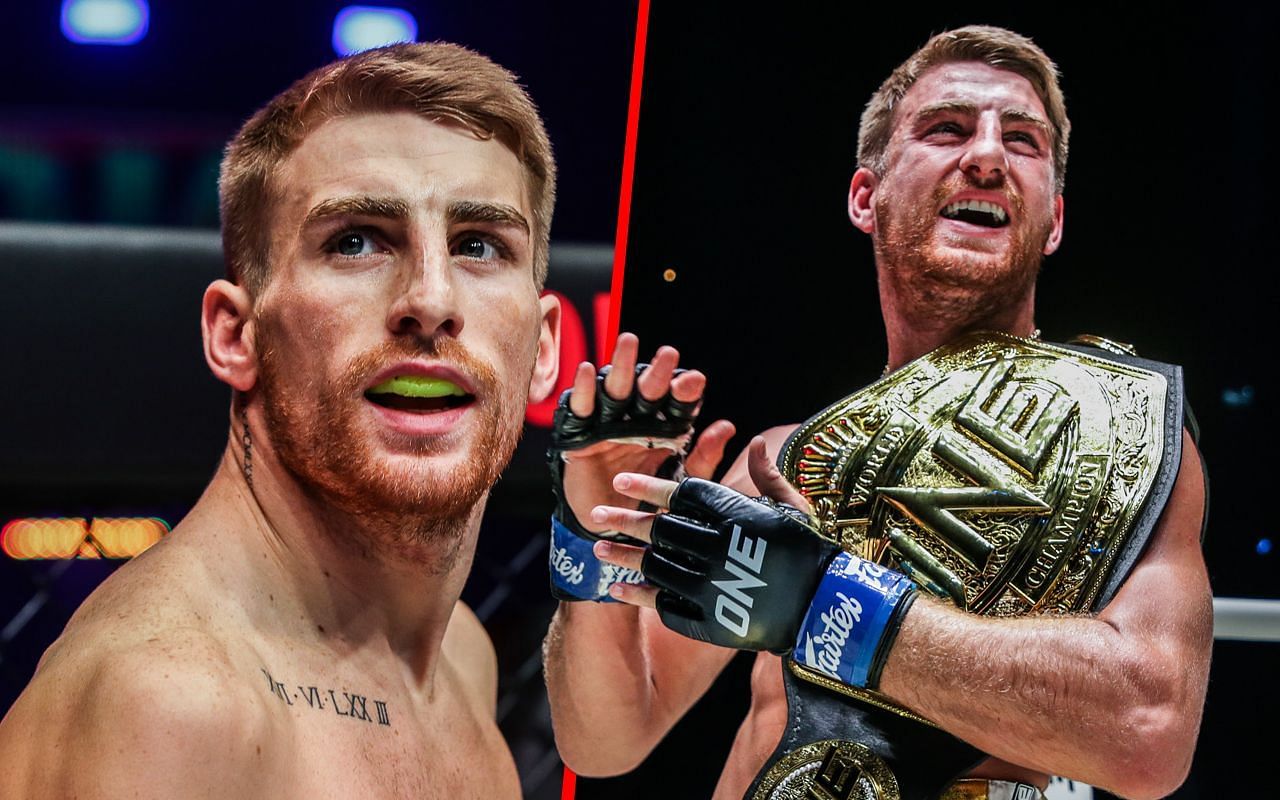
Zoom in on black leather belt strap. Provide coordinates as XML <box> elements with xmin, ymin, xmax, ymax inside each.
<box><xmin>745</xmin><ymin>661</ymin><xmax>984</xmax><ymax>800</ymax></box>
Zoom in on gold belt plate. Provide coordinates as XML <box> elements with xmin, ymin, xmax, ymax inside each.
<box><xmin>779</xmin><ymin>331</ymin><xmax>1168</xmax><ymax>619</ymax></box>
<box><xmin>753</xmin><ymin>739</ymin><xmax>900</xmax><ymax>800</ymax></box>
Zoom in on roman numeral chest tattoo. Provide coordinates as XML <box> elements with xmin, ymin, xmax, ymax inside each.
<box><xmin>259</xmin><ymin>667</ymin><xmax>392</xmax><ymax>728</ymax></box>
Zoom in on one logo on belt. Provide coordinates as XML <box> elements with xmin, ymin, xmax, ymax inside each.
<box><xmin>753</xmin><ymin>739</ymin><xmax>900</xmax><ymax>800</ymax></box>
<box><xmin>712</xmin><ymin>524</ymin><xmax>767</xmax><ymax>637</ymax></box>
<box><xmin>811</xmin><ymin>742</ymin><xmax>867</xmax><ymax>800</ymax></box>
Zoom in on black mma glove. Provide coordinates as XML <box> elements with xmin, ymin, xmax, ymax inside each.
<box><xmin>646</xmin><ymin>478</ymin><xmax>918</xmax><ymax>690</ymax></box>
<box><xmin>548</xmin><ymin>364</ymin><xmax>698</xmax><ymax>602</ymax></box>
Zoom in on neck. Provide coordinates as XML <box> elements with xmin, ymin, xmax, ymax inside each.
<box><xmin>197</xmin><ymin>424</ymin><xmax>482</xmax><ymax>688</ymax></box>
<box><xmin>878</xmin><ymin>269</ymin><xmax>1038</xmax><ymax>372</ymax></box>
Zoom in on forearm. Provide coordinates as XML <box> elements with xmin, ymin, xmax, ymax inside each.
<box><xmin>879</xmin><ymin>596</ymin><xmax>1211</xmax><ymax>798</ymax></box>
<box><xmin>542</xmin><ymin>602</ymin><xmax>667</xmax><ymax>774</ymax></box>
<box><xmin>543</xmin><ymin>600</ymin><xmax>733</xmax><ymax>774</ymax></box>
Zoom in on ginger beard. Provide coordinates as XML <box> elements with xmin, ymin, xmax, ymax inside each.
<box><xmin>874</xmin><ymin>175</ymin><xmax>1054</xmax><ymax>330</ymax></box>
<box><xmin>255</xmin><ymin>334</ymin><xmax>529</xmax><ymax>566</ymax></box>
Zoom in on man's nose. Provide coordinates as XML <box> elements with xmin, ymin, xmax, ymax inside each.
<box><xmin>386</xmin><ymin>246</ymin><xmax>464</xmax><ymax>338</ymax></box>
<box><xmin>959</xmin><ymin>117</ymin><xmax>1007</xmax><ymax>183</ymax></box>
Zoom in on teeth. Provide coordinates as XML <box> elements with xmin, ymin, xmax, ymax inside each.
<box><xmin>367</xmin><ymin>376</ymin><xmax>466</xmax><ymax>398</ymax></box>
<box><xmin>942</xmin><ymin>199</ymin><xmax>1008</xmax><ymax>224</ymax></box>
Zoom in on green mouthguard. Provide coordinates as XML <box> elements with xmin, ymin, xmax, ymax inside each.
<box><xmin>367</xmin><ymin>376</ymin><xmax>466</xmax><ymax>398</ymax></box>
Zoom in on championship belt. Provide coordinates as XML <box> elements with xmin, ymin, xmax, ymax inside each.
<box><xmin>745</xmin><ymin>331</ymin><xmax>1185</xmax><ymax>800</ymax></box>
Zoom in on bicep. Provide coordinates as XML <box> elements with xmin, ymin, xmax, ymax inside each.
<box><xmin>1099</xmin><ymin>431</ymin><xmax>1211</xmax><ymax>683</ymax></box>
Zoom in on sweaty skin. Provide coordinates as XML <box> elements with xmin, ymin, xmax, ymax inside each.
<box><xmin>558</xmin><ymin>427</ymin><xmax>1053</xmax><ymax>799</ymax></box>
<box><xmin>0</xmin><ymin>112</ymin><xmax>561</xmax><ymax>800</ymax></box>
<box><xmin>0</xmin><ymin>467</ymin><xmax>517</xmax><ymax>800</ymax></box>
<box><xmin>546</xmin><ymin>60</ymin><xmax>1209</xmax><ymax>800</ymax></box>
<box><xmin>700</xmin><ymin>425</ymin><xmax>1208</xmax><ymax>799</ymax></box>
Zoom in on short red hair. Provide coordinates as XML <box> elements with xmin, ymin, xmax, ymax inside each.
<box><xmin>858</xmin><ymin>26</ymin><xmax>1070</xmax><ymax>192</ymax></box>
<box><xmin>219</xmin><ymin>42</ymin><xmax>556</xmax><ymax>294</ymax></box>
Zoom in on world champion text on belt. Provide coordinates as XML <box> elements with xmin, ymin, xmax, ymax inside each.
<box><xmin>746</xmin><ymin>330</ymin><xmax>1184</xmax><ymax>800</ymax></box>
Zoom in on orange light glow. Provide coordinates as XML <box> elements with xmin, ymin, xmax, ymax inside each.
<box><xmin>2</xmin><ymin>517</ymin><xmax>169</xmax><ymax>560</ymax></box>
<box><xmin>2</xmin><ymin>518</ymin><xmax>88</xmax><ymax>560</ymax></box>
<box><xmin>91</xmin><ymin>517</ymin><xmax>168</xmax><ymax>558</ymax></box>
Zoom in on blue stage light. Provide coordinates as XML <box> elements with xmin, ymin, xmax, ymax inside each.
<box><xmin>1258</xmin><ymin>538</ymin><xmax>1273</xmax><ymax>556</ymax></box>
<box><xmin>332</xmin><ymin>6</ymin><xmax>418</xmax><ymax>56</ymax></box>
<box><xmin>61</xmin><ymin>0</ymin><xmax>149</xmax><ymax>45</ymax></box>
<box><xmin>1221</xmin><ymin>385</ymin><xmax>1256</xmax><ymax>408</ymax></box>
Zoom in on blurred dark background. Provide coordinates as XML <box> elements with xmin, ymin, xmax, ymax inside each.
<box><xmin>585</xmin><ymin>3</ymin><xmax>1277</xmax><ymax>799</ymax></box>
<box><xmin>0</xmin><ymin>2</ymin><xmax>636</xmax><ymax>798</ymax></box>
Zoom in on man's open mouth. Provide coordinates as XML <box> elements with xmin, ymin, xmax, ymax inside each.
<box><xmin>364</xmin><ymin>376</ymin><xmax>474</xmax><ymax>413</ymax></box>
<box><xmin>940</xmin><ymin>199</ymin><xmax>1009</xmax><ymax>228</ymax></box>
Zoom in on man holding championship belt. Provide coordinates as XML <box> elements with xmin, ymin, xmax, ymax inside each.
<box><xmin>543</xmin><ymin>26</ymin><xmax>1211</xmax><ymax>800</ymax></box>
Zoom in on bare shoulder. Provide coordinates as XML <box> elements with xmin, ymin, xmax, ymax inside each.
<box><xmin>0</xmin><ymin>623</ymin><xmax>273</xmax><ymax>799</ymax></box>
<box><xmin>720</xmin><ymin>423</ymin><xmax>802</xmax><ymax>494</ymax></box>
<box><xmin>442</xmin><ymin>601</ymin><xmax>498</xmax><ymax>715</ymax></box>
<box><xmin>1101</xmin><ymin>429</ymin><xmax>1210</xmax><ymax>631</ymax></box>
<box><xmin>0</xmin><ymin>535</ymin><xmax>275</xmax><ymax>798</ymax></box>
<box><xmin>30</xmin><ymin>530</ymin><xmax>233</xmax><ymax>673</ymax></box>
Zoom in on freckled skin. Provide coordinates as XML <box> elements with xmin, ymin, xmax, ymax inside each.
<box><xmin>257</xmin><ymin>114</ymin><xmax>546</xmax><ymax>521</ymax></box>
<box><xmin>548</xmin><ymin>61</ymin><xmax>1209</xmax><ymax>800</ymax></box>
<box><xmin>0</xmin><ymin>113</ymin><xmax>561</xmax><ymax>800</ymax></box>
<box><xmin>705</xmin><ymin>67</ymin><xmax>1070</xmax><ymax>793</ymax></box>
<box><xmin>855</xmin><ymin>62</ymin><xmax>1064</xmax><ymax>365</ymax></box>
<box><xmin>709</xmin><ymin>433</ymin><xmax>1050</xmax><ymax>799</ymax></box>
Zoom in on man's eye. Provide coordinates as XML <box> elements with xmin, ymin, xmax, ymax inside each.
<box><xmin>333</xmin><ymin>231</ymin><xmax>377</xmax><ymax>256</ymax></box>
<box><xmin>454</xmin><ymin>235</ymin><xmax>500</xmax><ymax>260</ymax></box>
<box><xmin>1006</xmin><ymin>131</ymin><xmax>1039</xmax><ymax>147</ymax></box>
<box><xmin>928</xmin><ymin>122</ymin><xmax>964</xmax><ymax>135</ymax></box>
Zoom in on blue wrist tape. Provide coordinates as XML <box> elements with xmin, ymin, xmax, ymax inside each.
<box><xmin>550</xmin><ymin>517</ymin><xmax>647</xmax><ymax>602</ymax></box>
<box><xmin>793</xmin><ymin>551</ymin><xmax>915</xmax><ymax>688</ymax></box>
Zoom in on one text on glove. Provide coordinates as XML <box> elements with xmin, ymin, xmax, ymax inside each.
<box><xmin>712</xmin><ymin>525</ymin><xmax>768</xmax><ymax>637</ymax></box>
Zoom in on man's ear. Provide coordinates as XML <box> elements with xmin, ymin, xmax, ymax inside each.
<box><xmin>528</xmin><ymin>292</ymin><xmax>561</xmax><ymax>404</ymax></box>
<box><xmin>1043</xmin><ymin>194</ymin><xmax>1065</xmax><ymax>255</ymax></box>
<box><xmin>848</xmin><ymin>167</ymin><xmax>879</xmax><ymax>234</ymax></box>
<box><xmin>202</xmin><ymin>280</ymin><xmax>257</xmax><ymax>392</ymax></box>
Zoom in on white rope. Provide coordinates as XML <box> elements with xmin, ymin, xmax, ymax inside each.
<box><xmin>1213</xmin><ymin>597</ymin><xmax>1280</xmax><ymax>642</ymax></box>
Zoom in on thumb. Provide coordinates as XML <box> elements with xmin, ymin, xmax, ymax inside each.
<box><xmin>685</xmin><ymin>419</ymin><xmax>736</xmax><ymax>479</ymax></box>
<box><xmin>746</xmin><ymin>436</ymin><xmax>812</xmax><ymax>514</ymax></box>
